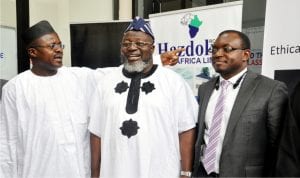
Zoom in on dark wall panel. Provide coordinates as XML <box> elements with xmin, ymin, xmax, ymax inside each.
<box><xmin>275</xmin><ymin>70</ymin><xmax>300</xmax><ymax>96</ymax></box>
<box><xmin>16</xmin><ymin>0</ymin><xmax>30</xmax><ymax>73</ymax></box>
<box><xmin>70</xmin><ymin>22</ymin><xmax>130</xmax><ymax>69</ymax></box>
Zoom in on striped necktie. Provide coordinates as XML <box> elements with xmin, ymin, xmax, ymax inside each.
<box><xmin>202</xmin><ymin>80</ymin><xmax>230</xmax><ymax>174</ymax></box>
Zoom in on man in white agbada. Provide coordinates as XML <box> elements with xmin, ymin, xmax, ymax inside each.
<box><xmin>0</xmin><ymin>20</ymin><xmax>180</xmax><ymax>178</ymax></box>
<box><xmin>89</xmin><ymin>17</ymin><xmax>198</xmax><ymax>178</ymax></box>
<box><xmin>0</xmin><ymin>20</ymin><xmax>97</xmax><ymax>178</ymax></box>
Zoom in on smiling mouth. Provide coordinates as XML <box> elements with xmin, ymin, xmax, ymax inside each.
<box><xmin>54</xmin><ymin>56</ymin><xmax>63</xmax><ymax>62</ymax></box>
<box><xmin>213</xmin><ymin>60</ymin><xmax>227</xmax><ymax>65</ymax></box>
<box><xmin>127</xmin><ymin>55</ymin><xmax>140</xmax><ymax>61</ymax></box>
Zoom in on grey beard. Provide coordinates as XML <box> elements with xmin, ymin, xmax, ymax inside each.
<box><xmin>122</xmin><ymin>55</ymin><xmax>152</xmax><ymax>73</ymax></box>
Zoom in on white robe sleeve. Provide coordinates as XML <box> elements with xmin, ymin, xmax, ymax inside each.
<box><xmin>172</xmin><ymin>75</ymin><xmax>198</xmax><ymax>133</ymax></box>
<box><xmin>95</xmin><ymin>67</ymin><xmax>116</xmax><ymax>77</ymax></box>
<box><xmin>88</xmin><ymin>83</ymin><xmax>103</xmax><ymax>138</ymax></box>
<box><xmin>0</xmin><ymin>83</ymin><xmax>18</xmax><ymax>178</ymax></box>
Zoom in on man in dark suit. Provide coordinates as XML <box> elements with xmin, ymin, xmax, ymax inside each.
<box><xmin>276</xmin><ymin>81</ymin><xmax>300</xmax><ymax>177</ymax></box>
<box><xmin>192</xmin><ymin>30</ymin><xmax>288</xmax><ymax>177</ymax></box>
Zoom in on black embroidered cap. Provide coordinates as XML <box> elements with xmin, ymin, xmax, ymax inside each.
<box><xmin>22</xmin><ymin>20</ymin><xmax>56</xmax><ymax>45</ymax></box>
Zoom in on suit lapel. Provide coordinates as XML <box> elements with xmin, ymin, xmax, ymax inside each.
<box><xmin>197</xmin><ymin>78</ymin><xmax>216</xmax><ymax>146</ymax></box>
<box><xmin>222</xmin><ymin>71</ymin><xmax>260</xmax><ymax>146</ymax></box>
<box><xmin>200</xmin><ymin>79</ymin><xmax>216</xmax><ymax>126</ymax></box>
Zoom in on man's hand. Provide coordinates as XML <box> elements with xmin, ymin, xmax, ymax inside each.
<box><xmin>160</xmin><ymin>48</ymin><xmax>185</xmax><ymax>66</ymax></box>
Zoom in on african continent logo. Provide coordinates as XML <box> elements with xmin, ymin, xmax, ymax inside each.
<box><xmin>180</xmin><ymin>14</ymin><xmax>203</xmax><ymax>38</ymax></box>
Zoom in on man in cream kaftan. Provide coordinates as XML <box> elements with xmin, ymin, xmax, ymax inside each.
<box><xmin>0</xmin><ymin>67</ymin><xmax>97</xmax><ymax>178</ymax></box>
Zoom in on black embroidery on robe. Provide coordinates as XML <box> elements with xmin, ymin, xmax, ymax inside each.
<box><xmin>141</xmin><ymin>81</ymin><xmax>155</xmax><ymax>94</ymax></box>
<box><xmin>115</xmin><ymin>81</ymin><xmax>129</xmax><ymax>94</ymax></box>
<box><xmin>120</xmin><ymin>119</ymin><xmax>140</xmax><ymax>138</ymax></box>
<box><xmin>126</xmin><ymin>74</ymin><xmax>142</xmax><ymax>114</ymax></box>
<box><xmin>122</xmin><ymin>65</ymin><xmax>158</xmax><ymax>114</ymax></box>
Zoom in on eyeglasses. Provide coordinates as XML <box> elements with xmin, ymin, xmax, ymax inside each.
<box><xmin>211</xmin><ymin>45</ymin><xmax>246</xmax><ymax>54</ymax></box>
<box><xmin>121</xmin><ymin>41</ymin><xmax>153</xmax><ymax>48</ymax></box>
<box><xmin>31</xmin><ymin>43</ymin><xmax>65</xmax><ymax>50</ymax></box>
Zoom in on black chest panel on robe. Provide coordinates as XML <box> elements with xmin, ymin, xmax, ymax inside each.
<box><xmin>121</xmin><ymin>65</ymin><xmax>157</xmax><ymax>114</ymax></box>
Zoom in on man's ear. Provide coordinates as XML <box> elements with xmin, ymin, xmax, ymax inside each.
<box><xmin>151</xmin><ymin>45</ymin><xmax>155</xmax><ymax>54</ymax></box>
<box><xmin>28</xmin><ymin>48</ymin><xmax>37</xmax><ymax>58</ymax></box>
<box><xmin>243</xmin><ymin>49</ymin><xmax>251</xmax><ymax>62</ymax></box>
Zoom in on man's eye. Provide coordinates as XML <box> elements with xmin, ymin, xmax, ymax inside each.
<box><xmin>211</xmin><ymin>47</ymin><xmax>217</xmax><ymax>53</ymax></box>
<box><xmin>136</xmin><ymin>42</ymin><xmax>145</xmax><ymax>47</ymax></box>
<box><xmin>223</xmin><ymin>46</ymin><xmax>233</xmax><ymax>52</ymax></box>
<box><xmin>122</xmin><ymin>43</ymin><xmax>130</xmax><ymax>47</ymax></box>
<box><xmin>50</xmin><ymin>44</ymin><xmax>56</xmax><ymax>49</ymax></box>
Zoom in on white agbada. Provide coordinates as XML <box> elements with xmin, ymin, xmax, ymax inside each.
<box><xmin>0</xmin><ymin>66</ymin><xmax>102</xmax><ymax>178</ymax></box>
<box><xmin>88</xmin><ymin>65</ymin><xmax>198</xmax><ymax>178</ymax></box>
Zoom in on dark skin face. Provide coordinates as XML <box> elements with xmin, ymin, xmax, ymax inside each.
<box><xmin>28</xmin><ymin>33</ymin><xmax>63</xmax><ymax>76</ymax></box>
<box><xmin>212</xmin><ymin>32</ymin><xmax>250</xmax><ymax>80</ymax></box>
<box><xmin>121</xmin><ymin>31</ymin><xmax>155</xmax><ymax>73</ymax></box>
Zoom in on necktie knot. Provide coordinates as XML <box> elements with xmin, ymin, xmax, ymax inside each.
<box><xmin>221</xmin><ymin>80</ymin><xmax>230</xmax><ymax>90</ymax></box>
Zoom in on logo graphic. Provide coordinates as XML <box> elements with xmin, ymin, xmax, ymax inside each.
<box><xmin>196</xmin><ymin>67</ymin><xmax>212</xmax><ymax>80</ymax></box>
<box><xmin>180</xmin><ymin>13</ymin><xmax>203</xmax><ymax>38</ymax></box>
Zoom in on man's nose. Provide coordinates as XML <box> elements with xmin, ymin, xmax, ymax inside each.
<box><xmin>127</xmin><ymin>43</ymin><xmax>139</xmax><ymax>49</ymax></box>
<box><xmin>127</xmin><ymin>45</ymin><xmax>139</xmax><ymax>51</ymax></box>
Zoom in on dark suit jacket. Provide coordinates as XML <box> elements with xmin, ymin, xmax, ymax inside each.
<box><xmin>193</xmin><ymin>70</ymin><xmax>288</xmax><ymax>177</ymax></box>
<box><xmin>276</xmin><ymin>82</ymin><xmax>300</xmax><ymax>177</ymax></box>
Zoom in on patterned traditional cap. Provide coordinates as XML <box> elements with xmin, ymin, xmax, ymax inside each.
<box><xmin>22</xmin><ymin>20</ymin><xmax>56</xmax><ymax>45</ymax></box>
<box><xmin>124</xmin><ymin>16</ymin><xmax>155</xmax><ymax>41</ymax></box>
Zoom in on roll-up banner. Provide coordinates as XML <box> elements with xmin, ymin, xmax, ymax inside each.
<box><xmin>0</xmin><ymin>26</ymin><xmax>18</xmax><ymax>80</ymax></box>
<box><xmin>262</xmin><ymin>0</ymin><xmax>300</xmax><ymax>79</ymax></box>
<box><xmin>149</xmin><ymin>1</ymin><xmax>243</xmax><ymax>94</ymax></box>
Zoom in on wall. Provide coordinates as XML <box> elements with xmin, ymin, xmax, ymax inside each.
<box><xmin>0</xmin><ymin>0</ymin><xmax>16</xmax><ymax>27</ymax></box>
<box><xmin>69</xmin><ymin>0</ymin><xmax>113</xmax><ymax>23</ymax></box>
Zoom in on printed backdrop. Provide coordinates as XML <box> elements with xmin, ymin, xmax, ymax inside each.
<box><xmin>149</xmin><ymin>1</ymin><xmax>243</xmax><ymax>94</ymax></box>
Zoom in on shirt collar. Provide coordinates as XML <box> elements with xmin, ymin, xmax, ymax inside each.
<box><xmin>219</xmin><ymin>68</ymin><xmax>247</xmax><ymax>85</ymax></box>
